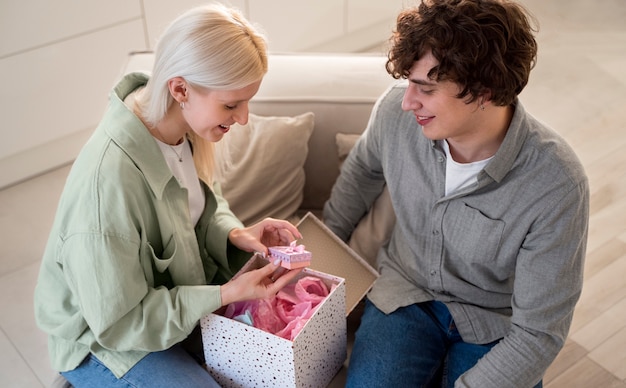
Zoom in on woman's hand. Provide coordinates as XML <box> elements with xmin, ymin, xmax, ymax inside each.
<box><xmin>228</xmin><ymin>217</ymin><xmax>302</xmax><ymax>256</ymax></box>
<box><xmin>220</xmin><ymin>258</ymin><xmax>303</xmax><ymax>306</ymax></box>
<box><xmin>222</xmin><ymin>218</ymin><xmax>304</xmax><ymax>306</ymax></box>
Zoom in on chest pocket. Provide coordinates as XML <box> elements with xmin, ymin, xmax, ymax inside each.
<box><xmin>443</xmin><ymin>202</ymin><xmax>505</xmax><ymax>264</ymax></box>
<box><xmin>139</xmin><ymin>233</ymin><xmax>177</xmax><ymax>287</ymax></box>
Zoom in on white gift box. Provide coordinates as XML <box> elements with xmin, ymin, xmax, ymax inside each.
<box><xmin>200</xmin><ymin>212</ymin><xmax>378</xmax><ymax>388</ymax></box>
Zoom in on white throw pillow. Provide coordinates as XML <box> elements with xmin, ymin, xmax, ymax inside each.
<box><xmin>217</xmin><ymin>112</ymin><xmax>315</xmax><ymax>225</ymax></box>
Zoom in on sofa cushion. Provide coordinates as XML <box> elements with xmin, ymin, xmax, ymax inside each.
<box><xmin>247</xmin><ymin>54</ymin><xmax>395</xmax><ymax>212</ymax></box>
<box><xmin>217</xmin><ymin>112</ymin><xmax>315</xmax><ymax>225</ymax></box>
<box><xmin>335</xmin><ymin>133</ymin><xmax>396</xmax><ymax>268</ymax></box>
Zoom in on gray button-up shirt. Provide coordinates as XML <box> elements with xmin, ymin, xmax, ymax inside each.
<box><xmin>324</xmin><ymin>84</ymin><xmax>589</xmax><ymax>387</ymax></box>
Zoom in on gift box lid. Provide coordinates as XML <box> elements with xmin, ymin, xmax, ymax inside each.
<box><xmin>296</xmin><ymin>212</ymin><xmax>379</xmax><ymax>315</ymax></box>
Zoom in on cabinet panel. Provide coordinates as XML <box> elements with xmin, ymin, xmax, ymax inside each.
<box><xmin>0</xmin><ymin>0</ymin><xmax>141</xmax><ymax>58</ymax></box>
<box><xmin>142</xmin><ymin>0</ymin><xmax>247</xmax><ymax>48</ymax></box>
<box><xmin>0</xmin><ymin>20</ymin><xmax>145</xmax><ymax>160</ymax></box>
<box><xmin>346</xmin><ymin>0</ymin><xmax>405</xmax><ymax>34</ymax></box>
<box><xmin>249</xmin><ymin>0</ymin><xmax>344</xmax><ymax>52</ymax></box>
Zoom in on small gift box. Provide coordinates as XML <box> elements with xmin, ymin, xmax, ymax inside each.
<box><xmin>269</xmin><ymin>241</ymin><xmax>312</xmax><ymax>269</ymax></box>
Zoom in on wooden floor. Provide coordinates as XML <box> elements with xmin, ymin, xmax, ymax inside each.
<box><xmin>0</xmin><ymin>1</ymin><xmax>624</xmax><ymax>387</ymax></box>
<box><xmin>518</xmin><ymin>1</ymin><xmax>626</xmax><ymax>386</ymax></box>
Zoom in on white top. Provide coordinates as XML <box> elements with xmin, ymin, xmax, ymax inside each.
<box><xmin>441</xmin><ymin>140</ymin><xmax>493</xmax><ymax>196</ymax></box>
<box><xmin>122</xmin><ymin>89</ymin><xmax>205</xmax><ymax>226</ymax></box>
<box><xmin>155</xmin><ymin>138</ymin><xmax>205</xmax><ymax>225</ymax></box>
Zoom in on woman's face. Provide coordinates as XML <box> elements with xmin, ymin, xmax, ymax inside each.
<box><xmin>401</xmin><ymin>50</ymin><xmax>483</xmax><ymax>143</ymax></box>
<box><xmin>182</xmin><ymin>80</ymin><xmax>262</xmax><ymax>142</ymax></box>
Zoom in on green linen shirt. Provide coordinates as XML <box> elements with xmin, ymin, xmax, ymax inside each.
<box><xmin>324</xmin><ymin>84</ymin><xmax>589</xmax><ymax>387</ymax></box>
<box><xmin>34</xmin><ymin>72</ymin><xmax>249</xmax><ymax>378</ymax></box>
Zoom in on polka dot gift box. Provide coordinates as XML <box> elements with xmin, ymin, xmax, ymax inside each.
<box><xmin>200</xmin><ymin>213</ymin><xmax>378</xmax><ymax>387</ymax></box>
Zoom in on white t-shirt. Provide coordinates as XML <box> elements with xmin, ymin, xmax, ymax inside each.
<box><xmin>441</xmin><ymin>140</ymin><xmax>493</xmax><ymax>196</ymax></box>
<box><xmin>123</xmin><ymin>89</ymin><xmax>205</xmax><ymax>226</ymax></box>
<box><xmin>155</xmin><ymin>138</ymin><xmax>205</xmax><ymax>225</ymax></box>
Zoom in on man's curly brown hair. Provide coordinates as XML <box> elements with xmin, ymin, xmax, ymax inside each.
<box><xmin>386</xmin><ymin>0</ymin><xmax>538</xmax><ymax>106</ymax></box>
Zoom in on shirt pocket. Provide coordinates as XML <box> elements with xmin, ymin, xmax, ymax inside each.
<box><xmin>144</xmin><ymin>234</ymin><xmax>178</xmax><ymax>273</ymax></box>
<box><xmin>444</xmin><ymin>202</ymin><xmax>505</xmax><ymax>264</ymax></box>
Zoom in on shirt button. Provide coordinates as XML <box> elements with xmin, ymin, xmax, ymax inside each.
<box><xmin>433</xmin><ymin>230</ymin><xmax>440</xmax><ymax>235</ymax></box>
<box><xmin>430</xmin><ymin>270</ymin><xmax>437</xmax><ymax>276</ymax></box>
<box><xmin>438</xmin><ymin>156</ymin><xmax>444</xmax><ymax>163</ymax></box>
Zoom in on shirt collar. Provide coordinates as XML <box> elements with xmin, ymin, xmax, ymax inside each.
<box><xmin>101</xmin><ymin>72</ymin><xmax>174</xmax><ymax>199</ymax></box>
<box><xmin>482</xmin><ymin>99</ymin><xmax>529</xmax><ymax>183</ymax></box>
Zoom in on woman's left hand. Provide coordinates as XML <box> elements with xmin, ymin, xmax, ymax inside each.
<box><xmin>228</xmin><ymin>217</ymin><xmax>303</xmax><ymax>255</ymax></box>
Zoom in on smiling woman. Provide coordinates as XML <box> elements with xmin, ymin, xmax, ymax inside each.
<box><xmin>134</xmin><ymin>3</ymin><xmax>269</xmax><ymax>186</ymax></box>
<box><xmin>169</xmin><ymin>79</ymin><xmax>262</xmax><ymax>144</ymax></box>
<box><xmin>33</xmin><ymin>4</ymin><xmax>305</xmax><ymax>388</ymax></box>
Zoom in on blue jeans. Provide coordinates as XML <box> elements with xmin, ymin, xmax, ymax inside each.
<box><xmin>346</xmin><ymin>299</ymin><xmax>542</xmax><ymax>388</ymax></box>
<box><xmin>61</xmin><ymin>342</ymin><xmax>219</xmax><ymax>387</ymax></box>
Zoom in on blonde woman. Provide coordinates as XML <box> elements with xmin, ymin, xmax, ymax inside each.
<box><xmin>34</xmin><ymin>4</ymin><xmax>301</xmax><ymax>387</ymax></box>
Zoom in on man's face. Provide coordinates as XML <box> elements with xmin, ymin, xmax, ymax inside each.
<box><xmin>401</xmin><ymin>50</ymin><xmax>483</xmax><ymax>143</ymax></box>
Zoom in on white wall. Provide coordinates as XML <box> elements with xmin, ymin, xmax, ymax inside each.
<box><xmin>0</xmin><ymin>0</ymin><xmax>405</xmax><ymax>189</ymax></box>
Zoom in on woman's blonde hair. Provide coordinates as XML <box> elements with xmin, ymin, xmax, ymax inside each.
<box><xmin>136</xmin><ymin>3</ymin><xmax>268</xmax><ymax>184</ymax></box>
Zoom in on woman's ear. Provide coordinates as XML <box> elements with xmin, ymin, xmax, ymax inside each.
<box><xmin>167</xmin><ymin>77</ymin><xmax>188</xmax><ymax>104</ymax></box>
<box><xmin>477</xmin><ymin>89</ymin><xmax>493</xmax><ymax>110</ymax></box>
<box><xmin>480</xmin><ymin>89</ymin><xmax>493</xmax><ymax>105</ymax></box>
